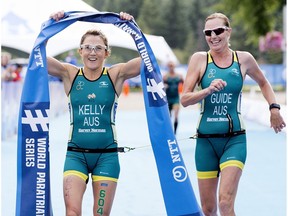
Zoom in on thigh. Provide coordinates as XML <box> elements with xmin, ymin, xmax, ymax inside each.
<box><xmin>93</xmin><ymin>152</ymin><xmax>120</xmax><ymax>180</ymax></box>
<box><xmin>195</xmin><ymin>138</ymin><xmax>220</xmax><ymax>179</ymax></box>
<box><xmin>64</xmin><ymin>150</ymin><xmax>89</xmax><ymax>181</ymax></box>
<box><xmin>63</xmin><ymin>175</ymin><xmax>87</xmax><ymax>215</ymax></box>
<box><xmin>218</xmin><ymin>135</ymin><xmax>246</xmax><ymax>208</ymax></box>
<box><xmin>219</xmin><ymin>166</ymin><xmax>242</xmax><ymax>201</ymax></box>
<box><xmin>93</xmin><ymin>180</ymin><xmax>117</xmax><ymax>216</ymax></box>
<box><xmin>220</xmin><ymin>134</ymin><xmax>247</xmax><ymax>170</ymax></box>
<box><xmin>91</xmin><ymin>152</ymin><xmax>120</xmax><ymax>215</ymax></box>
<box><xmin>198</xmin><ymin>178</ymin><xmax>219</xmax><ymax>211</ymax></box>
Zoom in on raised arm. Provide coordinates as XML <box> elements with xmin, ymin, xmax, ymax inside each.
<box><xmin>109</xmin><ymin>57</ymin><xmax>142</xmax><ymax>94</ymax></box>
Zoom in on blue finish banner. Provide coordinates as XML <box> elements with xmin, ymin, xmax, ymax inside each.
<box><xmin>16</xmin><ymin>11</ymin><xmax>202</xmax><ymax>216</ymax></box>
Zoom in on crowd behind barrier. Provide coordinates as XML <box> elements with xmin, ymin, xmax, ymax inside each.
<box><xmin>1</xmin><ymin>80</ymin><xmax>68</xmax><ymax>140</ymax></box>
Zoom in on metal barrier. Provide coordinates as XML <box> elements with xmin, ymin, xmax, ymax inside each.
<box><xmin>1</xmin><ymin>81</ymin><xmax>68</xmax><ymax>140</ymax></box>
<box><xmin>244</xmin><ymin>64</ymin><xmax>286</xmax><ymax>91</ymax></box>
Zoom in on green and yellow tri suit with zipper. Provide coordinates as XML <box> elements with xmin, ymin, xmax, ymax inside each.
<box><xmin>64</xmin><ymin>67</ymin><xmax>120</xmax><ymax>183</ymax></box>
<box><xmin>196</xmin><ymin>51</ymin><xmax>247</xmax><ymax>179</ymax></box>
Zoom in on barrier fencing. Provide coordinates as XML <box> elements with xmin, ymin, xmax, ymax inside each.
<box><xmin>1</xmin><ymin>69</ymin><xmax>286</xmax><ymax>141</ymax></box>
<box><xmin>1</xmin><ymin>81</ymin><xmax>68</xmax><ymax>140</ymax></box>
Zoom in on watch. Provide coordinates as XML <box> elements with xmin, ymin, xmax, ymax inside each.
<box><xmin>269</xmin><ymin>103</ymin><xmax>280</xmax><ymax>110</ymax></box>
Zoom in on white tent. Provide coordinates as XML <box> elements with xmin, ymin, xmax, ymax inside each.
<box><xmin>1</xmin><ymin>0</ymin><xmax>179</xmax><ymax>65</ymax></box>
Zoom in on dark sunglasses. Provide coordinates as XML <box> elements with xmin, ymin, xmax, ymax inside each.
<box><xmin>203</xmin><ymin>26</ymin><xmax>229</xmax><ymax>36</ymax></box>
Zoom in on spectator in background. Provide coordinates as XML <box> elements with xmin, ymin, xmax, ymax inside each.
<box><xmin>65</xmin><ymin>50</ymin><xmax>78</xmax><ymax>65</ymax></box>
<box><xmin>1</xmin><ymin>52</ymin><xmax>12</xmax><ymax>81</ymax></box>
<box><xmin>163</xmin><ymin>61</ymin><xmax>183</xmax><ymax>134</ymax></box>
<box><xmin>1</xmin><ymin>52</ymin><xmax>11</xmax><ymax>68</ymax></box>
<box><xmin>11</xmin><ymin>64</ymin><xmax>23</xmax><ymax>82</ymax></box>
<box><xmin>2</xmin><ymin>63</ymin><xmax>23</xmax><ymax>82</ymax></box>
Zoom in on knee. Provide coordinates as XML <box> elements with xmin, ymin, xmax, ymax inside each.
<box><xmin>219</xmin><ymin>196</ymin><xmax>234</xmax><ymax>215</ymax></box>
<box><xmin>66</xmin><ymin>206</ymin><xmax>81</xmax><ymax>216</ymax></box>
<box><xmin>201</xmin><ymin>203</ymin><xmax>217</xmax><ymax>216</ymax></box>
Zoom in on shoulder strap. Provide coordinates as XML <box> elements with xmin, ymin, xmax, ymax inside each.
<box><xmin>233</xmin><ymin>51</ymin><xmax>238</xmax><ymax>62</ymax></box>
<box><xmin>207</xmin><ymin>52</ymin><xmax>213</xmax><ymax>63</ymax></box>
<box><xmin>79</xmin><ymin>68</ymin><xmax>84</xmax><ymax>75</ymax></box>
<box><xmin>103</xmin><ymin>67</ymin><xmax>108</xmax><ymax>75</ymax></box>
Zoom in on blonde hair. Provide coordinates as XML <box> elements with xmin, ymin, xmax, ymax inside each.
<box><xmin>205</xmin><ymin>13</ymin><xmax>231</xmax><ymax>28</ymax></box>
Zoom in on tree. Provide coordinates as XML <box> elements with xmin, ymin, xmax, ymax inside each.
<box><xmin>160</xmin><ymin>0</ymin><xmax>190</xmax><ymax>49</ymax></box>
<box><xmin>214</xmin><ymin>0</ymin><xmax>285</xmax><ymax>45</ymax></box>
<box><xmin>137</xmin><ymin>0</ymin><xmax>165</xmax><ymax>34</ymax></box>
<box><xmin>87</xmin><ymin>0</ymin><xmax>143</xmax><ymax>20</ymax></box>
<box><xmin>82</xmin><ymin>0</ymin><xmax>285</xmax><ymax>63</ymax></box>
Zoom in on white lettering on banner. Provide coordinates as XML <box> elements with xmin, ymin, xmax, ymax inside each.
<box><xmin>115</xmin><ymin>23</ymin><xmax>154</xmax><ymax>73</ymax></box>
<box><xmin>37</xmin><ymin>138</ymin><xmax>47</xmax><ymax>169</ymax></box>
<box><xmin>146</xmin><ymin>78</ymin><xmax>166</xmax><ymax>100</ymax></box>
<box><xmin>22</xmin><ymin>109</ymin><xmax>49</xmax><ymax>132</ymax></box>
<box><xmin>168</xmin><ymin>139</ymin><xmax>181</xmax><ymax>163</ymax></box>
<box><xmin>36</xmin><ymin>172</ymin><xmax>46</xmax><ymax>215</ymax></box>
<box><xmin>25</xmin><ymin>138</ymin><xmax>35</xmax><ymax>167</ymax></box>
<box><xmin>167</xmin><ymin>139</ymin><xmax>188</xmax><ymax>182</ymax></box>
<box><xmin>137</xmin><ymin>42</ymin><xmax>153</xmax><ymax>72</ymax></box>
<box><xmin>115</xmin><ymin>23</ymin><xmax>142</xmax><ymax>41</ymax></box>
<box><xmin>34</xmin><ymin>47</ymin><xmax>44</xmax><ymax>67</ymax></box>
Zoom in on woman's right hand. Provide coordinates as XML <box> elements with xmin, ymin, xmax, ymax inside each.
<box><xmin>208</xmin><ymin>79</ymin><xmax>227</xmax><ymax>94</ymax></box>
<box><xmin>49</xmin><ymin>10</ymin><xmax>65</xmax><ymax>21</ymax></box>
<box><xmin>119</xmin><ymin>12</ymin><xmax>134</xmax><ymax>21</ymax></box>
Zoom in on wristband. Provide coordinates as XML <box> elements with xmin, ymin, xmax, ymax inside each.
<box><xmin>269</xmin><ymin>103</ymin><xmax>280</xmax><ymax>110</ymax></box>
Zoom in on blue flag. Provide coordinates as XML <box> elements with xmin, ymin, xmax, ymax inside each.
<box><xmin>16</xmin><ymin>11</ymin><xmax>202</xmax><ymax>216</ymax></box>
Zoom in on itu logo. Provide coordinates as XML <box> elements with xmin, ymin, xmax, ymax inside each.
<box><xmin>146</xmin><ymin>78</ymin><xmax>167</xmax><ymax>106</ymax></box>
<box><xmin>22</xmin><ymin>103</ymin><xmax>49</xmax><ymax>132</ymax></box>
